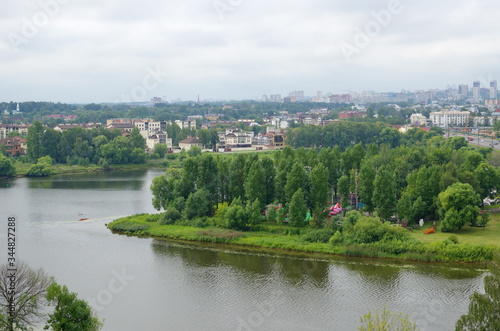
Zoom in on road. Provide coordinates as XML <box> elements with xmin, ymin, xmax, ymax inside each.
<box><xmin>447</xmin><ymin>132</ymin><xmax>500</xmax><ymax>149</ymax></box>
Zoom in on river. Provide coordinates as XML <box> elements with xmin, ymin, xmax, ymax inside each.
<box><xmin>0</xmin><ymin>169</ymin><xmax>485</xmax><ymax>331</ymax></box>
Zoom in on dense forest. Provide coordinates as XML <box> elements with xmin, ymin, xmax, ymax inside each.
<box><xmin>151</xmin><ymin>122</ymin><xmax>499</xmax><ymax>234</ymax></box>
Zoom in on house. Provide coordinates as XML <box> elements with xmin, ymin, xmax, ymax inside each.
<box><xmin>54</xmin><ymin>123</ymin><xmax>101</xmax><ymax>131</ymax></box>
<box><xmin>0</xmin><ymin>124</ymin><xmax>29</xmax><ymax>139</ymax></box>
<box><xmin>0</xmin><ymin>137</ymin><xmax>26</xmax><ymax>156</ymax></box>
<box><xmin>106</xmin><ymin>123</ymin><xmax>135</xmax><ymax>133</ymax></box>
<box><xmin>179</xmin><ymin>137</ymin><xmax>202</xmax><ymax>150</ymax></box>
<box><xmin>146</xmin><ymin>132</ymin><xmax>173</xmax><ymax>150</ymax></box>
<box><xmin>218</xmin><ymin>128</ymin><xmax>253</xmax><ymax>149</ymax></box>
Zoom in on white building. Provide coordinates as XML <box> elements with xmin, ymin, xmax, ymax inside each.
<box><xmin>429</xmin><ymin>111</ymin><xmax>470</xmax><ymax>128</ymax></box>
<box><xmin>410</xmin><ymin>113</ymin><xmax>427</xmax><ymax>126</ymax></box>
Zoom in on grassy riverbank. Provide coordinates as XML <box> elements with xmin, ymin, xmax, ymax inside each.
<box><xmin>12</xmin><ymin>158</ymin><xmax>166</xmax><ymax>177</ymax></box>
<box><xmin>108</xmin><ymin>213</ymin><xmax>499</xmax><ymax>263</ymax></box>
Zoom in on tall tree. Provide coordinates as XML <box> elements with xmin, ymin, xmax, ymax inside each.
<box><xmin>456</xmin><ymin>251</ymin><xmax>500</xmax><ymax>330</ymax></box>
<box><xmin>26</xmin><ymin>121</ymin><xmax>45</xmax><ymax>161</ymax></box>
<box><xmin>373</xmin><ymin>166</ymin><xmax>397</xmax><ymax>221</ymax></box>
<box><xmin>358</xmin><ymin>159</ymin><xmax>376</xmax><ymax>213</ymax></box>
<box><xmin>45</xmin><ymin>282</ymin><xmax>103</xmax><ymax>331</ymax></box>
<box><xmin>0</xmin><ymin>262</ymin><xmax>52</xmax><ymax>331</ymax></box>
<box><xmin>285</xmin><ymin>162</ymin><xmax>307</xmax><ymax>204</ymax></box>
<box><xmin>244</xmin><ymin>160</ymin><xmax>265</xmax><ymax>207</ymax></box>
<box><xmin>288</xmin><ymin>188</ymin><xmax>307</xmax><ymax>227</ymax></box>
<box><xmin>309</xmin><ymin>163</ymin><xmax>329</xmax><ymax>213</ymax></box>
<box><xmin>261</xmin><ymin>157</ymin><xmax>276</xmax><ymax>205</ymax></box>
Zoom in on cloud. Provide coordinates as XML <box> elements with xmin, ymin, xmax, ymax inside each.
<box><xmin>0</xmin><ymin>0</ymin><xmax>499</xmax><ymax>102</ymax></box>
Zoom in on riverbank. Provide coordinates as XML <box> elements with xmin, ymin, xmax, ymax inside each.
<box><xmin>11</xmin><ymin>159</ymin><xmax>166</xmax><ymax>177</ymax></box>
<box><xmin>107</xmin><ymin>214</ymin><xmax>498</xmax><ymax>263</ymax></box>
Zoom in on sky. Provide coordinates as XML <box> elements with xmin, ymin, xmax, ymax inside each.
<box><xmin>1</xmin><ymin>0</ymin><xmax>499</xmax><ymax>103</ymax></box>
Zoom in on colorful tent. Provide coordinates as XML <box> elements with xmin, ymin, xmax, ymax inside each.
<box><xmin>329</xmin><ymin>203</ymin><xmax>342</xmax><ymax>215</ymax></box>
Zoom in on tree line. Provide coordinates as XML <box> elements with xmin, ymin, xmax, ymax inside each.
<box><xmin>26</xmin><ymin>121</ymin><xmax>148</xmax><ymax>167</ymax></box>
<box><xmin>152</xmin><ymin>122</ymin><xmax>499</xmax><ymax>232</ymax></box>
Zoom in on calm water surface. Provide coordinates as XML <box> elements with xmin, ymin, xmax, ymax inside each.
<box><xmin>0</xmin><ymin>170</ymin><xmax>485</xmax><ymax>331</ymax></box>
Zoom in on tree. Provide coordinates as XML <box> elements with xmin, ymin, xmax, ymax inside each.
<box><xmin>358</xmin><ymin>159</ymin><xmax>376</xmax><ymax>213</ymax></box>
<box><xmin>337</xmin><ymin>175</ymin><xmax>350</xmax><ymax>209</ymax></box>
<box><xmin>359</xmin><ymin>307</ymin><xmax>418</xmax><ymax>331</ymax></box>
<box><xmin>0</xmin><ymin>154</ymin><xmax>15</xmax><ymax>177</ymax></box>
<box><xmin>438</xmin><ymin>183</ymin><xmax>481</xmax><ymax>232</ymax></box>
<box><xmin>45</xmin><ymin>282</ymin><xmax>102</xmax><ymax>331</ymax></box>
<box><xmin>288</xmin><ymin>188</ymin><xmax>307</xmax><ymax>227</ymax></box>
<box><xmin>285</xmin><ymin>162</ymin><xmax>307</xmax><ymax>204</ymax></box>
<box><xmin>373</xmin><ymin>166</ymin><xmax>397</xmax><ymax>221</ymax></box>
<box><xmin>0</xmin><ymin>261</ymin><xmax>52</xmax><ymax>331</ymax></box>
<box><xmin>309</xmin><ymin>163</ymin><xmax>329</xmax><ymax>223</ymax></box>
<box><xmin>456</xmin><ymin>251</ymin><xmax>500</xmax><ymax>331</ymax></box>
<box><xmin>153</xmin><ymin>143</ymin><xmax>168</xmax><ymax>158</ymax></box>
<box><xmin>244</xmin><ymin>161</ymin><xmax>265</xmax><ymax>207</ymax></box>
<box><xmin>184</xmin><ymin>188</ymin><xmax>211</xmax><ymax>219</ymax></box>
<box><xmin>246</xmin><ymin>198</ymin><xmax>262</xmax><ymax>226</ymax></box>
<box><xmin>129</xmin><ymin>127</ymin><xmax>146</xmax><ymax>149</ymax></box>
<box><xmin>26</xmin><ymin>121</ymin><xmax>45</xmax><ymax>161</ymax></box>
<box><xmin>26</xmin><ymin>155</ymin><xmax>53</xmax><ymax>177</ymax></box>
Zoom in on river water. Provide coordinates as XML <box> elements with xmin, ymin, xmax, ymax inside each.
<box><xmin>0</xmin><ymin>169</ymin><xmax>485</xmax><ymax>331</ymax></box>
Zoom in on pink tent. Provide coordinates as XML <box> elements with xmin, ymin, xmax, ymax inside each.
<box><xmin>330</xmin><ymin>203</ymin><xmax>342</xmax><ymax>215</ymax></box>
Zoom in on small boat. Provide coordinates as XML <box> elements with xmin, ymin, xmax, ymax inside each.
<box><xmin>78</xmin><ymin>218</ymin><xmax>89</xmax><ymax>221</ymax></box>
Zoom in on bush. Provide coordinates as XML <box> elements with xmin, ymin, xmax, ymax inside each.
<box><xmin>302</xmin><ymin>229</ymin><xmax>334</xmax><ymax>243</ymax></box>
<box><xmin>448</xmin><ymin>235</ymin><xmax>459</xmax><ymax>244</ymax></box>
<box><xmin>329</xmin><ymin>231</ymin><xmax>343</xmax><ymax>245</ymax></box>
<box><xmin>158</xmin><ymin>208</ymin><xmax>182</xmax><ymax>225</ymax></box>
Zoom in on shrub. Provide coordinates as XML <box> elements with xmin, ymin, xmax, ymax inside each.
<box><xmin>302</xmin><ymin>229</ymin><xmax>334</xmax><ymax>243</ymax></box>
<box><xmin>448</xmin><ymin>235</ymin><xmax>459</xmax><ymax>244</ymax></box>
<box><xmin>158</xmin><ymin>208</ymin><xmax>182</xmax><ymax>225</ymax></box>
<box><xmin>329</xmin><ymin>231</ymin><xmax>343</xmax><ymax>245</ymax></box>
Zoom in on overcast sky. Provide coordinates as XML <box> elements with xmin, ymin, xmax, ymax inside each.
<box><xmin>1</xmin><ymin>0</ymin><xmax>499</xmax><ymax>103</ymax></box>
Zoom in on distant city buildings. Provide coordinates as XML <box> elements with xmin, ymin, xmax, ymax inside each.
<box><xmin>430</xmin><ymin>110</ymin><xmax>470</xmax><ymax>128</ymax></box>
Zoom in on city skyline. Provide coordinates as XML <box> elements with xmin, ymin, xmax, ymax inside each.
<box><xmin>1</xmin><ymin>0</ymin><xmax>499</xmax><ymax>103</ymax></box>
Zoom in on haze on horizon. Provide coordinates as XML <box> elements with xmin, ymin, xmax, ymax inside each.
<box><xmin>1</xmin><ymin>0</ymin><xmax>499</xmax><ymax>103</ymax></box>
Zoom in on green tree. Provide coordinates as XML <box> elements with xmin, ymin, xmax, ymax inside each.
<box><xmin>359</xmin><ymin>307</ymin><xmax>419</xmax><ymax>331</ymax></box>
<box><xmin>309</xmin><ymin>163</ymin><xmax>329</xmax><ymax>222</ymax></box>
<box><xmin>244</xmin><ymin>160</ymin><xmax>265</xmax><ymax>207</ymax></box>
<box><xmin>130</xmin><ymin>127</ymin><xmax>146</xmax><ymax>149</ymax></box>
<box><xmin>285</xmin><ymin>162</ymin><xmax>307</xmax><ymax>204</ymax></box>
<box><xmin>0</xmin><ymin>154</ymin><xmax>16</xmax><ymax>177</ymax></box>
<box><xmin>246</xmin><ymin>198</ymin><xmax>262</xmax><ymax>226</ymax></box>
<box><xmin>184</xmin><ymin>188</ymin><xmax>211</xmax><ymax>219</ymax></box>
<box><xmin>45</xmin><ymin>282</ymin><xmax>102</xmax><ymax>331</ymax></box>
<box><xmin>288</xmin><ymin>188</ymin><xmax>307</xmax><ymax>227</ymax></box>
<box><xmin>358</xmin><ymin>159</ymin><xmax>376</xmax><ymax>213</ymax></box>
<box><xmin>26</xmin><ymin>155</ymin><xmax>54</xmax><ymax>177</ymax></box>
<box><xmin>27</xmin><ymin>121</ymin><xmax>45</xmax><ymax>161</ymax></box>
<box><xmin>337</xmin><ymin>175</ymin><xmax>350</xmax><ymax>209</ymax></box>
<box><xmin>438</xmin><ymin>183</ymin><xmax>481</xmax><ymax>232</ymax></box>
<box><xmin>261</xmin><ymin>157</ymin><xmax>276</xmax><ymax>205</ymax></box>
<box><xmin>153</xmin><ymin>143</ymin><xmax>168</xmax><ymax>158</ymax></box>
<box><xmin>373</xmin><ymin>166</ymin><xmax>397</xmax><ymax>221</ymax></box>
<box><xmin>474</xmin><ymin>162</ymin><xmax>498</xmax><ymax>199</ymax></box>
<box><xmin>456</xmin><ymin>251</ymin><xmax>500</xmax><ymax>331</ymax></box>
<box><xmin>224</xmin><ymin>198</ymin><xmax>247</xmax><ymax>230</ymax></box>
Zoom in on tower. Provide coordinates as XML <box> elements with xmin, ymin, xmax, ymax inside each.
<box><xmin>473</xmin><ymin>81</ymin><xmax>481</xmax><ymax>101</ymax></box>
<box><xmin>490</xmin><ymin>80</ymin><xmax>497</xmax><ymax>99</ymax></box>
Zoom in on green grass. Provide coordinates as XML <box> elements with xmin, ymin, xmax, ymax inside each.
<box><xmin>410</xmin><ymin>215</ymin><xmax>500</xmax><ymax>246</ymax></box>
<box><xmin>108</xmin><ymin>214</ymin><xmax>499</xmax><ymax>263</ymax></box>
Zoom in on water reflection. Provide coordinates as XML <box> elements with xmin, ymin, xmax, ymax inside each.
<box><xmin>152</xmin><ymin>240</ymin><xmax>330</xmax><ymax>286</ymax></box>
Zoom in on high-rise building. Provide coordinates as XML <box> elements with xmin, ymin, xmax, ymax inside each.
<box><xmin>473</xmin><ymin>81</ymin><xmax>481</xmax><ymax>101</ymax></box>
<box><xmin>458</xmin><ymin>84</ymin><xmax>468</xmax><ymax>99</ymax></box>
<box><xmin>490</xmin><ymin>80</ymin><xmax>498</xmax><ymax>99</ymax></box>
